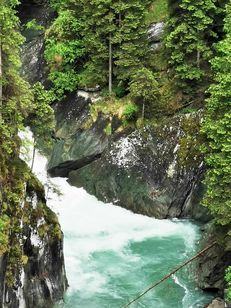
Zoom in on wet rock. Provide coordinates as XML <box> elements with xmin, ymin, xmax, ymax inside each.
<box><xmin>67</xmin><ymin>120</ymin><xmax>208</xmax><ymax>219</ymax></box>
<box><xmin>22</xmin><ymin>233</ymin><xmax>67</xmax><ymax>308</ymax></box>
<box><xmin>0</xmin><ymin>181</ymin><xmax>68</xmax><ymax>308</ymax></box>
<box><xmin>49</xmin><ymin>96</ymin><xmax>210</xmax><ymax>220</ymax></box>
<box><xmin>19</xmin><ymin>0</ymin><xmax>53</xmax><ymax>27</ymax></box>
<box><xmin>148</xmin><ymin>22</ymin><xmax>165</xmax><ymax>43</ymax></box>
<box><xmin>196</xmin><ymin>225</ymin><xmax>231</xmax><ymax>296</ymax></box>
<box><xmin>19</xmin><ymin>0</ymin><xmax>54</xmax><ymax>85</ymax></box>
<box><xmin>48</xmin><ymin>92</ymin><xmax>110</xmax><ymax>175</ymax></box>
<box><xmin>206</xmin><ymin>298</ymin><xmax>225</xmax><ymax>308</ymax></box>
<box><xmin>21</xmin><ymin>36</ymin><xmax>47</xmax><ymax>84</ymax></box>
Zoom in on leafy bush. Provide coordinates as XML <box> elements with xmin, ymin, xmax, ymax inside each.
<box><xmin>225</xmin><ymin>267</ymin><xmax>231</xmax><ymax>301</ymax></box>
<box><xmin>122</xmin><ymin>103</ymin><xmax>139</xmax><ymax>121</ymax></box>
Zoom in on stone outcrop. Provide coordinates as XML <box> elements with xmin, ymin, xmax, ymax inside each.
<box><xmin>148</xmin><ymin>22</ymin><xmax>165</xmax><ymax>49</ymax></box>
<box><xmin>196</xmin><ymin>224</ymin><xmax>231</xmax><ymax>300</ymax></box>
<box><xmin>48</xmin><ymin>93</ymin><xmax>210</xmax><ymax>220</ymax></box>
<box><xmin>0</xmin><ymin>237</ymin><xmax>67</xmax><ymax>308</ymax></box>
<box><xmin>19</xmin><ymin>0</ymin><xmax>54</xmax><ymax>85</ymax></box>
<box><xmin>206</xmin><ymin>298</ymin><xmax>226</xmax><ymax>308</ymax></box>
<box><xmin>0</xmin><ymin>177</ymin><xmax>67</xmax><ymax>308</ymax></box>
<box><xmin>48</xmin><ymin>92</ymin><xmax>109</xmax><ymax>177</ymax></box>
<box><xmin>0</xmin><ymin>3</ymin><xmax>68</xmax><ymax>307</ymax></box>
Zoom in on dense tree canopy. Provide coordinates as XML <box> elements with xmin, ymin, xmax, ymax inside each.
<box><xmin>0</xmin><ymin>0</ymin><xmax>56</xmax><ymax>287</ymax></box>
<box><xmin>202</xmin><ymin>2</ymin><xmax>231</xmax><ymax>228</ymax></box>
<box><xmin>45</xmin><ymin>0</ymin><xmax>152</xmax><ymax>98</ymax></box>
<box><xmin>165</xmin><ymin>0</ymin><xmax>221</xmax><ymax>96</ymax></box>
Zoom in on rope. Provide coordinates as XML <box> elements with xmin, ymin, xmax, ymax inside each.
<box><xmin>122</xmin><ymin>241</ymin><xmax>217</xmax><ymax>308</ymax></box>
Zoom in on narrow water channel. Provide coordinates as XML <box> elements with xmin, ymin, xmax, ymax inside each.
<box><xmin>22</xmin><ymin>130</ymin><xmax>213</xmax><ymax>308</ymax></box>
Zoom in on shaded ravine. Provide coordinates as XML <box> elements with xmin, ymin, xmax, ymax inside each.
<box><xmin>23</xmin><ymin>130</ymin><xmax>214</xmax><ymax>308</ymax></box>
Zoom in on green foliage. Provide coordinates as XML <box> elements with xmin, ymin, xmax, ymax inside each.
<box><xmin>104</xmin><ymin>123</ymin><xmax>112</xmax><ymax>136</ymax></box>
<box><xmin>129</xmin><ymin>67</ymin><xmax>160</xmax><ymax>117</ymax></box>
<box><xmin>29</xmin><ymin>82</ymin><xmax>55</xmax><ymax>151</ymax></box>
<box><xmin>0</xmin><ymin>1</ymin><xmax>60</xmax><ymax>289</ymax></box>
<box><xmin>44</xmin><ymin>7</ymin><xmax>85</xmax><ymax>99</ymax></box>
<box><xmin>122</xmin><ymin>103</ymin><xmax>139</xmax><ymax>121</ymax></box>
<box><xmin>146</xmin><ymin>0</ymin><xmax>168</xmax><ymax>24</ymax></box>
<box><xmin>45</xmin><ymin>0</ymin><xmax>152</xmax><ymax>97</ymax></box>
<box><xmin>0</xmin><ymin>215</ymin><xmax>10</xmax><ymax>255</ymax></box>
<box><xmin>225</xmin><ymin>266</ymin><xmax>231</xmax><ymax>301</ymax></box>
<box><xmin>25</xmin><ymin>19</ymin><xmax>45</xmax><ymax>32</ymax></box>
<box><xmin>202</xmin><ymin>3</ymin><xmax>231</xmax><ymax>227</ymax></box>
<box><xmin>165</xmin><ymin>0</ymin><xmax>220</xmax><ymax>95</ymax></box>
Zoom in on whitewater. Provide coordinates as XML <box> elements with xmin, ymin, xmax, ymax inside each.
<box><xmin>21</xmin><ymin>129</ymin><xmax>213</xmax><ymax>307</ymax></box>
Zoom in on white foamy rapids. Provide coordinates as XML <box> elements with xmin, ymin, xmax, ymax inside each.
<box><xmin>19</xmin><ymin>128</ymin><xmax>200</xmax><ymax>302</ymax></box>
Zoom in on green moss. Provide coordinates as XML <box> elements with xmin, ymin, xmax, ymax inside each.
<box><xmin>177</xmin><ymin>114</ymin><xmax>204</xmax><ymax>168</ymax></box>
<box><xmin>81</xmin><ymin>96</ymin><xmax>137</xmax><ymax>132</ymax></box>
<box><xmin>122</xmin><ymin>103</ymin><xmax>139</xmax><ymax>121</ymax></box>
<box><xmin>104</xmin><ymin>123</ymin><xmax>112</xmax><ymax>136</ymax></box>
<box><xmin>0</xmin><ymin>215</ymin><xmax>10</xmax><ymax>255</ymax></box>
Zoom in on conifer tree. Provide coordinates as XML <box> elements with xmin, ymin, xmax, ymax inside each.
<box><xmin>45</xmin><ymin>0</ymin><xmax>152</xmax><ymax>96</ymax></box>
<box><xmin>112</xmin><ymin>0</ymin><xmax>152</xmax><ymax>82</ymax></box>
<box><xmin>165</xmin><ymin>0</ymin><xmax>218</xmax><ymax>93</ymax></box>
<box><xmin>202</xmin><ymin>2</ymin><xmax>231</xmax><ymax>227</ymax></box>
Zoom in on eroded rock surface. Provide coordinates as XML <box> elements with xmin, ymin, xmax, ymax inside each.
<box><xmin>196</xmin><ymin>225</ymin><xmax>231</xmax><ymax>298</ymax></box>
<box><xmin>206</xmin><ymin>298</ymin><xmax>225</xmax><ymax>308</ymax></box>
<box><xmin>48</xmin><ymin>94</ymin><xmax>210</xmax><ymax>220</ymax></box>
<box><xmin>0</xmin><ymin>176</ymin><xmax>67</xmax><ymax>308</ymax></box>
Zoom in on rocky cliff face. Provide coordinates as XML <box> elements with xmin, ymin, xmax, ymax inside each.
<box><xmin>0</xmin><ymin>2</ymin><xmax>68</xmax><ymax>307</ymax></box>
<box><xmin>0</xmin><ymin>238</ymin><xmax>67</xmax><ymax>308</ymax></box>
<box><xmin>0</xmin><ymin>176</ymin><xmax>67</xmax><ymax>308</ymax></box>
<box><xmin>48</xmin><ymin>93</ymin><xmax>210</xmax><ymax>220</ymax></box>
<box><xmin>196</xmin><ymin>225</ymin><xmax>231</xmax><ymax>298</ymax></box>
<box><xmin>19</xmin><ymin>0</ymin><xmax>53</xmax><ymax>85</ymax></box>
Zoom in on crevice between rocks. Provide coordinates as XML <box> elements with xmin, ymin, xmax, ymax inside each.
<box><xmin>48</xmin><ymin>153</ymin><xmax>103</xmax><ymax>177</ymax></box>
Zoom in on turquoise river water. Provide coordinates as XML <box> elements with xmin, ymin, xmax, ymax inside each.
<box><xmin>23</xmin><ymin>130</ymin><xmax>214</xmax><ymax>308</ymax></box>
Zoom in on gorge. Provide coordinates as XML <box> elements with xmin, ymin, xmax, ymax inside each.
<box><xmin>29</xmin><ymin>129</ymin><xmax>214</xmax><ymax>308</ymax></box>
<box><xmin>0</xmin><ymin>0</ymin><xmax>230</xmax><ymax>307</ymax></box>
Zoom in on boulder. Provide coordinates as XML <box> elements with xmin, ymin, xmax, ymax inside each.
<box><xmin>67</xmin><ymin>119</ymin><xmax>208</xmax><ymax>219</ymax></box>
<box><xmin>206</xmin><ymin>298</ymin><xmax>225</xmax><ymax>308</ymax></box>
<box><xmin>148</xmin><ymin>22</ymin><xmax>165</xmax><ymax>43</ymax></box>
<box><xmin>49</xmin><ymin>97</ymin><xmax>211</xmax><ymax>220</ymax></box>
<box><xmin>196</xmin><ymin>224</ymin><xmax>231</xmax><ymax>296</ymax></box>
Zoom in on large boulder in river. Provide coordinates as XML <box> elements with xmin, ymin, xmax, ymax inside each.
<box><xmin>67</xmin><ymin>120</ymin><xmax>207</xmax><ymax>219</ymax></box>
<box><xmin>48</xmin><ymin>93</ymin><xmax>210</xmax><ymax>220</ymax></box>
<box><xmin>48</xmin><ymin>92</ymin><xmax>110</xmax><ymax>177</ymax></box>
<box><xmin>206</xmin><ymin>298</ymin><xmax>225</xmax><ymax>308</ymax></box>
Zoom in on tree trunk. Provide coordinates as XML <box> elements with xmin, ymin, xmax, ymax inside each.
<box><xmin>197</xmin><ymin>49</ymin><xmax>200</xmax><ymax>68</ymax></box>
<box><xmin>109</xmin><ymin>33</ymin><xmax>112</xmax><ymax>95</ymax></box>
<box><xmin>0</xmin><ymin>28</ymin><xmax>2</xmax><ymax>122</ymax></box>
<box><xmin>119</xmin><ymin>13</ymin><xmax>122</xmax><ymax>27</ymax></box>
<box><xmin>31</xmin><ymin>139</ymin><xmax>36</xmax><ymax>172</ymax></box>
<box><xmin>142</xmin><ymin>102</ymin><xmax>145</xmax><ymax>125</ymax></box>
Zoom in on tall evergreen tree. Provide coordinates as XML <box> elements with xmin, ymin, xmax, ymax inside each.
<box><xmin>45</xmin><ymin>0</ymin><xmax>152</xmax><ymax>97</ymax></box>
<box><xmin>112</xmin><ymin>0</ymin><xmax>152</xmax><ymax>82</ymax></box>
<box><xmin>165</xmin><ymin>0</ymin><xmax>218</xmax><ymax>95</ymax></box>
<box><xmin>202</xmin><ymin>2</ymin><xmax>231</xmax><ymax>227</ymax></box>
